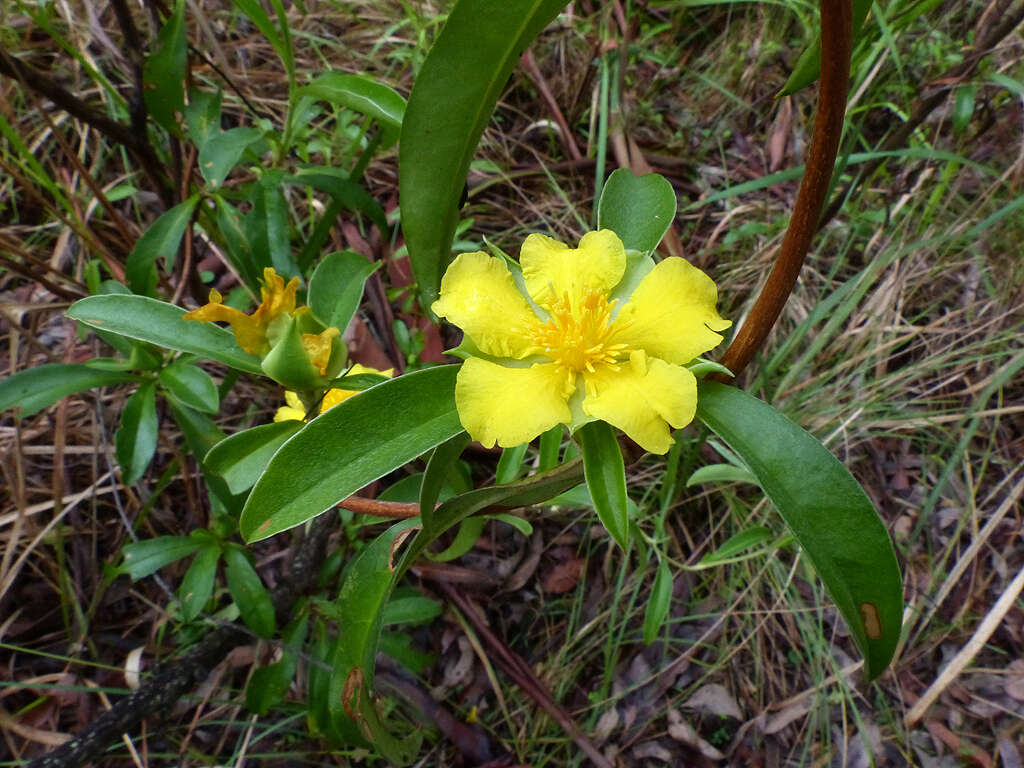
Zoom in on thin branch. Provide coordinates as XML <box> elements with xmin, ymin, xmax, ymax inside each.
<box><xmin>717</xmin><ymin>0</ymin><xmax>853</xmax><ymax>380</ymax></box>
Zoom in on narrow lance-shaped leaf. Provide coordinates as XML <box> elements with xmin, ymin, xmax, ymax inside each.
<box><xmin>696</xmin><ymin>381</ymin><xmax>902</xmax><ymax>679</ymax></box>
<box><xmin>142</xmin><ymin>0</ymin><xmax>187</xmax><ymax>133</ymax></box>
<box><xmin>204</xmin><ymin>420</ymin><xmax>304</xmax><ymax>494</ymax></box>
<box><xmin>224</xmin><ymin>545</ymin><xmax>276</xmax><ymax>638</ymax></box>
<box><xmin>299</xmin><ymin>72</ymin><xmax>406</xmax><ymax>148</ymax></box>
<box><xmin>67</xmin><ymin>295</ymin><xmax>263</xmax><ymax>374</ymax></box>
<box><xmin>126</xmin><ymin>195</ymin><xmax>200</xmax><ymax>296</ymax></box>
<box><xmin>577</xmin><ymin>420</ymin><xmax>629</xmax><ymax>551</ymax></box>
<box><xmin>115</xmin><ymin>381</ymin><xmax>159</xmax><ymax>484</ymax></box>
<box><xmin>399</xmin><ymin>0</ymin><xmax>569</xmax><ymax>306</ymax></box>
<box><xmin>0</xmin><ymin>364</ymin><xmax>137</xmax><ymax>417</ymax></box>
<box><xmin>241</xmin><ymin>365</ymin><xmax>463</xmax><ymax>542</ymax></box>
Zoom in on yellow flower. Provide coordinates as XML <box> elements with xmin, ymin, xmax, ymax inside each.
<box><xmin>273</xmin><ymin>364</ymin><xmax>395</xmax><ymax>422</ymax></box>
<box><xmin>184</xmin><ymin>268</ymin><xmax>300</xmax><ymax>355</ymax></box>
<box><xmin>431</xmin><ymin>230</ymin><xmax>731</xmax><ymax>454</ymax></box>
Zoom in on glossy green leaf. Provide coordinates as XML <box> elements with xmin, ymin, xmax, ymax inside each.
<box><xmin>577</xmin><ymin>421</ymin><xmax>629</xmax><ymax>551</ymax></box>
<box><xmin>643</xmin><ymin>559</ymin><xmax>673</xmax><ymax>645</ymax></box>
<box><xmin>0</xmin><ymin>363</ymin><xmax>137</xmax><ymax>416</ymax></box>
<box><xmin>326</xmin><ymin>372</ymin><xmax>388</xmax><ymax>391</ymax></box>
<box><xmin>696</xmin><ymin>382</ymin><xmax>902</xmax><ymax>679</ymax></box>
<box><xmin>159</xmin><ymin>358</ymin><xmax>220</xmax><ymax>413</ymax></box>
<box><xmin>308</xmin><ymin>250</ymin><xmax>380</xmax><ymax>332</ymax></box>
<box><xmin>115</xmin><ymin>382</ymin><xmax>159</xmax><ymax>484</ymax></box>
<box><xmin>597</xmin><ymin>169</ymin><xmax>677</xmax><ymax>253</ymax></box>
<box><xmin>184</xmin><ymin>88</ymin><xmax>223</xmax><ymax>150</ymax></box>
<box><xmin>120</xmin><ymin>535</ymin><xmax>203</xmax><ymax>581</ymax></box>
<box><xmin>399</xmin><ymin>0</ymin><xmax>568</xmax><ymax>306</ymax></box>
<box><xmin>178</xmin><ymin>544</ymin><xmax>220</xmax><ymax>621</ymax></box>
<box><xmin>780</xmin><ymin>0</ymin><xmax>872</xmax><ymax>95</ymax></box>
<box><xmin>381</xmin><ymin>594</ymin><xmax>443</xmax><ymax>626</ymax></box>
<box><xmin>126</xmin><ymin>195</ymin><xmax>199</xmax><ymax>296</ymax></box>
<box><xmin>685</xmin><ymin>463</ymin><xmax>758</xmax><ymax>487</ymax></box>
<box><xmin>199</xmin><ymin>126</ymin><xmax>262</xmax><ymax>188</ymax></box>
<box><xmin>241</xmin><ymin>365</ymin><xmax>462</xmax><ymax>542</ymax></box>
<box><xmin>205</xmin><ymin>420</ymin><xmax>304</xmax><ymax>494</ymax></box>
<box><xmin>67</xmin><ymin>295</ymin><xmax>263</xmax><ymax>374</ymax></box>
<box><xmin>142</xmin><ymin>0</ymin><xmax>187</xmax><ymax>133</ymax></box>
<box><xmin>420</xmin><ymin>432</ymin><xmax>471</xmax><ymax>520</ymax></box>
<box><xmin>224</xmin><ymin>545</ymin><xmax>276</xmax><ymax>638</ymax></box>
<box><xmin>300</xmin><ymin>72</ymin><xmax>406</xmax><ymax>148</ymax></box>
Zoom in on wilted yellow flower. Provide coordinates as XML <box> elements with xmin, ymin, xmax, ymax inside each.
<box><xmin>431</xmin><ymin>230</ymin><xmax>730</xmax><ymax>454</ymax></box>
<box><xmin>184</xmin><ymin>268</ymin><xmax>300</xmax><ymax>355</ymax></box>
<box><xmin>273</xmin><ymin>364</ymin><xmax>394</xmax><ymax>422</ymax></box>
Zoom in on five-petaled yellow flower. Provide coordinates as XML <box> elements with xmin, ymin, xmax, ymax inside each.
<box><xmin>431</xmin><ymin>230</ymin><xmax>730</xmax><ymax>454</ymax></box>
<box><xmin>273</xmin><ymin>364</ymin><xmax>394</xmax><ymax>422</ymax></box>
<box><xmin>183</xmin><ymin>267</ymin><xmax>339</xmax><ymax>374</ymax></box>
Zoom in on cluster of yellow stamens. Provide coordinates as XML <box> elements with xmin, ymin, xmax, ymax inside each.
<box><xmin>530</xmin><ymin>290</ymin><xmax>630</xmax><ymax>378</ymax></box>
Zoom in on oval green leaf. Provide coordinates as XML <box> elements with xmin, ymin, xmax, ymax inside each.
<box><xmin>178</xmin><ymin>544</ymin><xmax>220</xmax><ymax>622</ymax></box>
<box><xmin>696</xmin><ymin>381</ymin><xmax>902</xmax><ymax>679</ymax></box>
<box><xmin>142</xmin><ymin>0</ymin><xmax>187</xmax><ymax>133</ymax></box>
<box><xmin>115</xmin><ymin>381</ymin><xmax>159</xmax><ymax>484</ymax></box>
<box><xmin>399</xmin><ymin>0</ymin><xmax>569</xmax><ymax>306</ymax></box>
<box><xmin>241</xmin><ymin>365</ymin><xmax>462</xmax><ymax>542</ymax></box>
<box><xmin>159</xmin><ymin>358</ymin><xmax>220</xmax><ymax>413</ymax></box>
<box><xmin>224</xmin><ymin>545</ymin><xmax>276</xmax><ymax>638</ymax></box>
<box><xmin>205</xmin><ymin>420</ymin><xmax>304</xmax><ymax>494</ymax></box>
<box><xmin>308</xmin><ymin>250</ymin><xmax>380</xmax><ymax>332</ymax></box>
<box><xmin>0</xmin><ymin>363</ymin><xmax>137</xmax><ymax>417</ymax></box>
<box><xmin>68</xmin><ymin>295</ymin><xmax>263</xmax><ymax>374</ymax></box>
<box><xmin>597</xmin><ymin>168</ymin><xmax>677</xmax><ymax>254</ymax></box>
<box><xmin>120</xmin><ymin>535</ymin><xmax>203</xmax><ymax>581</ymax></box>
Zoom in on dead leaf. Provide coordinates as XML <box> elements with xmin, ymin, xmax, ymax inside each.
<box><xmin>769</xmin><ymin>96</ymin><xmax>793</xmax><ymax>172</ymax></box>
<box><xmin>683</xmin><ymin>683</ymin><xmax>743</xmax><ymax>720</ymax></box>
<box><xmin>667</xmin><ymin>709</ymin><xmax>725</xmax><ymax>760</ymax></box>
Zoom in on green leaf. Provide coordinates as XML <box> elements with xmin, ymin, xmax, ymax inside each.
<box><xmin>126</xmin><ymin>195</ymin><xmax>200</xmax><ymax>296</ymax></box>
<box><xmin>327</xmin><ymin>519</ymin><xmax>423</xmax><ymax>759</ymax></box>
<box><xmin>597</xmin><ymin>169</ymin><xmax>677</xmax><ymax>253</ymax></box>
<box><xmin>246</xmin><ymin>171</ymin><xmax>297</xmax><ymax>278</ymax></box>
<box><xmin>643</xmin><ymin>560</ymin><xmax>673</xmax><ymax>645</ymax></box>
<box><xmin>420</xmin><ymin>432</ymin><xmax>471</xmax><ymax>520</ymax></box>
<box><xmin>159</xmin><ymin>358</ymin><xmax>220</xmax><ymax>413</ymax></box>
<box><xmin>199</xmin><ymin>126</ymin><xmax>263</xmax><ymax>188</ymax></box>
<box><xmin>67</xmin><ymin>295</ymin><xmax>263</xmax><ymax>374</ymax></box>
<box><xmin>0</xmin><ymin>363</ymin><xmax>136</xmax><ymax>416</ymax></box>
<box><xmin>184</xmin><ymin>88</ymin><xmax>223</xmax><ymax>151</ymax></box>
<box><xmin>205</xmin><ymin>420</ymin><xmax>304</xmax><ymax>494</ymax></box>
<box><xmin>286</xmin><ymin>167</ymin><xmax>389</xmax><ymax>253</ymax></box>
<box><xmin>241</xmin><ymin>366</ymin><xmax>463</xmax><ymax>542</ymax></box>
<box><xmin>115</xmin><ymin>382</ymin><xmax>159</xmax><ymax>484</ymax></box>
<box><xmin>120</xmin><ymin>535</ymin><xmax>203</xmax><ymax>581</ymax></box>
<box><xmin>381</xmin><ymin>594</ymin><xmax>443</xmax><ymax>626</ymax></box>
<box><xmin>779</xmin><ymin>0</ymin><xmax>873</xmax><ymax>95</ymax></box>
<box><xmin>577</xmin><ymin>421</ymin><xmax>629</xmax><ymax>551</ymax></box>
<box><xmin>308</xmin><ymin>250</ymin><xmax>380</xmax><ymax>332</ymax></box>
<box><xmin>495</xmin><ymin>442</ymin><xmax>529</xmax><ymax>484</ymax></box>
<box><xmin>142</xmin><ymin>0</ymin><xmax>187</xmax><ymax>133</ymax></box>
<box><xmin>245</xmin><ymin>613</ymin><xmax>308</xmax><ymax>715</ymax></box>
<box><xmin>952</xmin><ymin>84</ymin><xmax>976</xmax><ymax>136</ymax></box>
<box><xmin>300</xmin><ymin>72</ymin><xmax>406</xmax><ymax>148</ymax></box>
<box><xmin>178</xmin><ymin>544</ymin><xmax>220</xmax><ymax>621</ymax></box>
<box><xmin>427</xmin><ymin>516</ymin><xmax>486</xmax><ymax>562</ymax></box>
<box><xmin>224</xmin><ymin>545</ymin><xmax>276</xmax><ymax>638</ymax></box>
<box><xmin>213</xmin><ymin>196</ymin><xmax>260</xmax><ymax>290</ymax></box>
<box><xmin>698</xmin><ymin>526</ymin><xmax>776</xmax><ymax>567</ymax></box>
<box><xmin>685</xmin><ymin>463</ymin><xmax>758</xmax><ymax>487</ymax></box>
<box><xmin>399</xmin><ymin>0</ymin><xmax>568</xmax><ymax>306</ymax></box>
<box><xmin>696</xmin><ymin>382</ymin><xmax>902</xmax><ymax>679</ymax></box>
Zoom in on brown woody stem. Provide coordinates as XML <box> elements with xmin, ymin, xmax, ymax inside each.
<box><xmin>718</xmin><ymin>0</ymin><xmax>853</xmax><ymax>380</ymax></box>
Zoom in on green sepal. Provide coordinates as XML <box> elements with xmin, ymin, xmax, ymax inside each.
<box><xmin>261</xmin><ymin>314</ymin><xmax>327</xmax><ymax>390</ymax></box>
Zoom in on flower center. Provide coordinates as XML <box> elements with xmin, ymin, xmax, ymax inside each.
<box><xmin>531</xmin><ymin>290</ymin><xmax>629</xmax><ymax>374</ymax></box>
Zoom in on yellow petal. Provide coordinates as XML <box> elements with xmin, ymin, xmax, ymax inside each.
<box><xmin>520</xmin><ymin>230</ymin><xmax>626</xmax><ymax>307</ymax></box>
<box><xmin>320</xmin><ymin>365</ymin><xmax>394</xmax><ymax>413</ymax></box>
<box><xmin>183</xmin><ymin>288</ymin><xmax>267</xmax><ymax>354</ymax></box>
<box><xmin>301</xmin><ymin>327</ymin><xmax>341</xmax><ymax>375</ymax></box>
<box><xmin>582</xmin><ymin>355</ymin><xmax>697</xmax><ymax>454</ymax></box>
<box><xmin>253</xmin><ymin>268</ymin><xmax>300</xmax><ymax>327</ymax></box>
<box><xmin>431</xmin><ymin>252</ymin><xmax>541</xmax><ymax>359</ymax></box>
<box><xmin>609</xmin><ymin>257</ymin><xmax>731</xmax><ymax>365</ymax></box>
<box><xmin>455</xmin><ymin>358</ymin><xmax>571</xmax><ymax>448</ymax></box>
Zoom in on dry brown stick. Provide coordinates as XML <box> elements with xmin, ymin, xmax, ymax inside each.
<box><xmin>717</xmin><ymin>0</ymin><xmax>853</xmax><ymax>380</ymax></box>
<box><xmin>26</xmin><ymin>513</ymin><xmax>338</xmax><ymax>768</ymax></box>
<box><xmin>818</xmin><ymin>0</ymin><xmax>1024</xmax><ymax>229</ymax></box>
<box><xmin>338</xmin><ymin>496</ymin><xmax>421</xmax><ymax>519</ymax></box>
<box><xmin>440</xmin><ymin>582</ymin><xmax>614</xmax><ymax>768</ymax></box>
<box><xmin>521</xmin><ymin>49</ymin><xmax>584</xmax><ymax>162</ymax></box>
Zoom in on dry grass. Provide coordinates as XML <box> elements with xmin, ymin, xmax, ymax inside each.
<box><xmin>2</xmin><ymin>0</ymin><xmax>1024</xmax><ymax>765</ymax></box>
